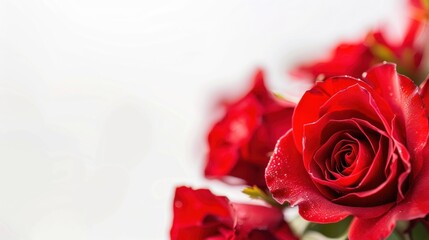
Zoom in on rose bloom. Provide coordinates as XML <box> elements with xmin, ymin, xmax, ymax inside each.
<box><xmin>205</xmin><ymin>70</ymin><xmax>295</xmax><ymax>188</ymax></box>
<box><xmin>266</xmin><ymin>63</ymin><xmax>429</xmax><ymax>239</ymax></box>
<box><xmin>170</xmin><ymin>186</ymin><xmax>298</xmax><ymax>240</ymax></box>
<box><xmin>293</xmin><ymin>19</ymin><xmax>426</xmax><ymax>84</ymax></box>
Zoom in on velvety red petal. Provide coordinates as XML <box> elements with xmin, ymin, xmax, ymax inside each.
<box><xmin>205</xmin><ymin>69</ymin><xmax>295</xmax><ymax>187</ymax></box>
<box><xmin>419</xmin><ymin>74</ymin><xmax>429</xmax><ymax>115</ymax></box>
<box><xmin>348</xmin><ymin>213</ymin><xmax>397</xmax><ymax>240</ymax></box>
<box><xmin>250</xmin><ymin>69</ymin><xmax>295</xmax><ymax>111</ymax></box>
<box><xmin>209</xmin><ymin>95</ymin><xmax>262</xmax><ymax>149</ymax></box>
<box><xmin>228</xmin><ymin>160</ymin><xmax>267</xmax><ymax>187</ymax></box>
<box><xmin>174</xmin><ymin>225</ymin><xmax>228</xmax><ymax>240</ymax></box>
<box><xmin>232</xmin><ymin>203</ymin><xmax>283</xmax><ymax>229</ymax></box>
<box><xmin>244</xmin><ymin>107</ymin><xmax>294</xmax><ymax>164</ymax></box>
<box><xmin>265</xmin><ymin>132</ymin><xmax>392</xmax><ymax>222</ymax></box>
<box><xmin>363</xmin><ymin>63</ymin><xmax>429</xmax><ymax>154</ymax></box>
<box><xmin>232</xmin><ymin>203</ymin><xmax>298</xmax><ymax>239</ymax></box>
<box><xmin>393</xmin><ymin>146</ymin><xmax>429</xmax><ymax>221</ymax></box>
<box><xmin>170</xmin><ymin>187</ymin><xmax>233</xmax><ymax>240</ymax></box>
<box><xmin>205</xmin><ymin>94</ymin><xmax>262</xmax><ymax>180</ymax></box>
<box><xmin>293</xmin><ymin>77</ymin><xmax>364</xmax><ymax>152</ymax></box>
<box><xmin>293</xmin><ymin>41</ymin><xmax>373</xmax><ymax>80</ymax></box>
<box><xmin>317</xmin><ymin>83</ymin><xmax>394</xmax><ymax>130</ymax></box>
<box><xmin>205</xmin><ymin>147</ymin><xmax>239</xmax><ymax>178</ymax></box>
<box><xmin>347</xmin><ymin>143</ymin><xmax>429</xmax><ymax>240</ymax></box>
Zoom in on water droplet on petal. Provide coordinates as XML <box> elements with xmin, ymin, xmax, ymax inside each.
<box><xmin>174</xmin><ymin>200</ymin><xmax>183</xmax><ymax>208</ymax></box>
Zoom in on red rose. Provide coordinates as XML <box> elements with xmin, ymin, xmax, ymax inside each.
<box><xmin>292</xmin><ymin>37</ymin><xmax>375</xmax><ymax>80</ymax></box>
<box><xmin>205</xmin><ymin>70</ymin><xmax>295</xmax><ymax>188</ymax></box>
<box><xmin>293</xmin><ymin>21</ymin><xmax>426</xmax><ymax>83</ymax></box>
<box><xmin>170</xmin><ymin>186</ymin><xmax>298</xmax><ymax>240</ymax></box>
<box><xmin>266</xmin><ymin>63</ymin><xmax>429</xmax><ymax>239</ymax></box>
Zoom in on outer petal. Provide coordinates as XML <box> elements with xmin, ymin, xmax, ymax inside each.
<box><xmin>348</xmin><ymin>148</ymin><xmax>429</xmax><ymax>240</ymax></box>
<box><xmin>205</xmin><ymin>69</ymin><xmax>295</xmax><ymax>188</ymax></box>
<box><xmin>265</xmin><ymin>131</ymin><xmax>392</xmax><ymax>222</ymax></box>
<box><xmin>395</xmin><ymin>146</ymin><xmax>429</xmax><ymax>220</ymax></box>
<box><xmin>363</xmin><ymin>63</ymin><xmax>429</xmax><ymax>154</ymax></box>
<box><xmin>170</xmin><ymin>187</ymin><xmax>233</xmax><ymax>240</ymax></box>
<box><xmin>419</xmin><ymin>74</ymin><xmax>429</xmax><ymax>115</ymax></box>
<box><xmin>232</xmin><ymin>203</ymin><xmax>298</xmax><ymax>240</ymax></box>
<box><xmin>293</xmin><ymin>77</ymin><xmax>363</xmax><ymax>152</ymax></box>
<box><xmin>293</xmin><ymin>75</ymin><xmax>394</xmax><ymax>153</ymax></box>
<box><xmin>291</xmin><ymin>41</ymin><xmax>373</xmax><ymax>80</ymax></box>
<box><xmin>348</xmin><ymin>213</ymin><xmax>397</xmax><ymax>240</ymax></box>
<box><xmin>349</xmin><ymin>149</ymin><xmax>429</xmax><ymax>240</ymax></box>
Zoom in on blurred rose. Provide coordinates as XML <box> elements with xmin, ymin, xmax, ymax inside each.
<box><xmin>170</xmin><ymin>186</ymin><xmax>297</xmax><ymax>240</ymax></box>
<box><xmin>205</xmin><ymin>70</ymin><xmax>295</xmax><ymax>188</ymax></box>
<box><xmin>292</xmin><ymin>19</ymin><xmax>426</xmax><ymax>84</ymax></box>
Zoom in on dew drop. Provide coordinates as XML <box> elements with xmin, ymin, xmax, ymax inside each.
<box><xmin>316</xmin><ymin>74</ymin><xmax>325</xmax><ymax>82</ymax></box>
<box><xmin>174</xmin><ymin>200</ymin><xmax>183</xmax><ymax>208</ymax></box>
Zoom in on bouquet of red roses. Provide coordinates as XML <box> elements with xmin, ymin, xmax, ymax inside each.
<box><xmin>170</xmin><ymin>1</ymin><xmax>429</xmax><ymax>239</ymax></box>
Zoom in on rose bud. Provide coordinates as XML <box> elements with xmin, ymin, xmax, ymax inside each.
<box><xmin>266</xmin><ymin>63</ymin><xmax>429</xmax><ymax>239</ymax></box>
<box><xmin>205</xmin><ymin>70</ymin><xmax>295</xmax><ymax>188</ymax></box>
<box><xmin>170</xmin><ymin>186</ymin><xmax>298</xmax><ymax>240</ymax></box>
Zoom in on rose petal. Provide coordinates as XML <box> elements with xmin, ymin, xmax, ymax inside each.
<box><xmin>390</xmin><ymin>146</ymin><xmax>429</xmax><ymax>220</ymax></box>
<box><xmin>170</xmin><ymin>187</ymin><xmax>233</xmax><ymax>239</ymax></box>
<box><xmin>205</xmin><ymin>69</ymin><xmax>295</xmax><ymax>188</ymax></box>
<box><xmin>348</xmin><ymin>149</ymin><xmax>429</xmax><ymax>240</ymax></box>
<box><xmin>364</xmin><ymin>63</ymin><xmax>429</xmax><ymax>154</ymax></box>
<box><xmin>205</xmin><ymin>147</ymin><xmax>239</xmax><ymax>178</ymax></box>
<box><xmin>419</xmin><ymin>74</ymin><xmax>429</xmax><ymax>115</ymax></box>
<box><xmin>292</xmin><ymin>41</ymin><xmax>373</xmax><ymax>80</ymax></box>
<box><xmin>293</xmin><ymin>77</ymin><xmax>395</xmax><ymax>153</ymax></box>
<box><xmin>265</xmin><ymin>132</ymin><xmax>392</xmax><ymax>221</ymax></box>
<box><xmin>349</xmin><ymin>214</ymin><xmax>397</xmax><ymax>240</ymax></box>
<box><xmin>332</xmin><ymin>152</ymin><xmax>399</xmax><ymax>206</ymax></box>
<box><xmin>293</xmin><ymin>77</ymin><xmax>362</xmax><ymax>152</ymax></box>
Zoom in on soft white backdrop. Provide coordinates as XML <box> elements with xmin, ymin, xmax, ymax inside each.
<box><xmin>0</xmin><ymin>0</ymin><xmax>404</xmax><ymax>239</ymax></box>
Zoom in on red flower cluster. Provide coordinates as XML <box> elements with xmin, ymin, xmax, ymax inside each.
<box><xmin>170</xmin><ymin>1</ymin><xmax>429</xmax><ymax>239</ymax></box>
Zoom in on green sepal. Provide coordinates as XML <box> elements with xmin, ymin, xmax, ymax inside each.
<box><xmin>370</xmin><ymin>44</ymin><xmax>396</xmax><ymax>63</ymax></box>
<box><xmin>242</xmin><ymin>185</ymin><xmax>287</xmax><ymax>208</ymax></box>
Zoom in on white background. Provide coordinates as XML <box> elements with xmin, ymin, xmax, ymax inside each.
<box><xmin>0</xmin><ymin>0</ymin><xmax>404</xmax><ymax>239</ymax></box>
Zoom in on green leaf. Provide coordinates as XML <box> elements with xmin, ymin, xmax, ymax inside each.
<box><xmin>242</xmin><ymin>186</ymin><xmax>286</xmax><ymax>208</ymax></box>
<box><xmin>385</xmin><ymin>230</ymin><xmax>402</xmax><ymax>240</ymax></box>
<box><xmin>411</xmin><ymin>222</ymin><xmax>429</xmax><ymax>240</ymax></box>
<box><xmin>305</xmin><ymin>217</ymin><xmax>352</xmax><ymax>238</ymax></box>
